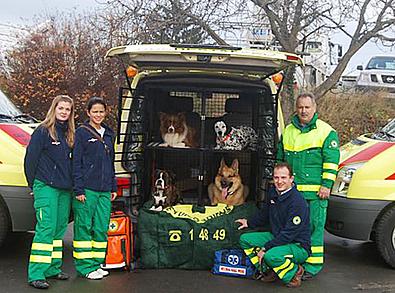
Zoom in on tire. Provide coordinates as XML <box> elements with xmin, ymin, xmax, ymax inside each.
<box><xmin>0</xmin><ymin>198</ymin><xmax>10</xmax><ymax>247</ymax></box>
<box><xmin>375</xmin><ymin>207</ymin><xmax>395</xmax><ymax>268</ymax></box>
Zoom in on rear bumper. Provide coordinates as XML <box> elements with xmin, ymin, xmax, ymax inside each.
<box><xmin>325</xmin><ymin>195</ymin><xmax>391</xmax><ymax>241</ymax></box>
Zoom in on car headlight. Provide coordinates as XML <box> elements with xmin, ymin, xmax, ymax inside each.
<box><xmin>333</xmin><ymin>162</ymin><xmax>365</xmax><ymax>196</ymax></box>
<box><xmin>358</xmin><ymin>72</ymin><xmax>369</xmax><ymax>82</ymax></box>
<box><xmin>370</xmin><ymin>74</ymin><xmax>378</xmax><ymax>82</ymax></box>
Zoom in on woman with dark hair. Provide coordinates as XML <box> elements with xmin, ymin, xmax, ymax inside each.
<box><xmin>72</xmin><ymin>96</ymin><xmax>117</xmax><ymax>280</ymax></box>
<box><xmin>24</xmin><ymin>95</ymin><xmax>75</xmax><ymax>289</ymax></box>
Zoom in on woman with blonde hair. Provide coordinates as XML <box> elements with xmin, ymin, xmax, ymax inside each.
<box><xmin>24</xmin><ymin>95</ymin><xmax>75</xmax><ymax>289</ymax></box>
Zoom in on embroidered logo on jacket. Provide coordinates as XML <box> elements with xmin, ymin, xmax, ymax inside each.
<box><xmin>88</xmin><ymin>138</ymin><xmax>98</xmax><ymax>143</ymax></box>
<box><xmin>51</xmin><ymin>141</ymin><xmax>60</xmax><ymax>145</ymax></box>
<box><xmin>293</xmin><ymin>216</ymin><xmax>301</xmax><ymax>225</ymax></box>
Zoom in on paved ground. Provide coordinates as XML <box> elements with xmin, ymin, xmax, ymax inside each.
<box><xmin>1</xmin><ymin>226</ymin><xmax>394</xmax><ymax>293</ymax></box>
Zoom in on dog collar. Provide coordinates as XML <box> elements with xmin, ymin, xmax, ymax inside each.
<box><xmin>221</xmin><ymin>129</ymin><xmax>233</xmax><ymax>142</ymax></box>
<box><xmin>154</xmin><ymin>186</ymin><xmax>169</xmax><ymax>194</ymax></box>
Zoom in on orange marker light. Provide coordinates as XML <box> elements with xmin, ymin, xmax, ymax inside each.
<box><xmin>272</xmin><ymin>73</ymin><xmax>283</xmax><ymax>84</ymax></box>
<box><xmin>126</xmin><ymin>66</ymin><xmax>138</xmax><ymax>78</ymax></box>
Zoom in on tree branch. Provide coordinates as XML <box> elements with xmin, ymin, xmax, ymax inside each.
<box><xmin>321</xmin><ymin>14</ymin><xmax>353</xmax><ymax>39</ymax></box>
<box><xmin>171</xmin><ymin>0</ymin><xmax>228</xmax><ymax>45</ymax></box>
<box><xmin>375</xmin><ymin>33</ymin><xmax>395</xmax><ymax>42</ymax></box>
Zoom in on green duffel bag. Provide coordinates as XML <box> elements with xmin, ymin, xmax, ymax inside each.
<box><xmin>138</xmin><ymin>202</ymin><xmax>258</xmax><ymax>269</ymax></box>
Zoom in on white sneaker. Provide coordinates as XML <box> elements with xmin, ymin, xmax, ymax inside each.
<box><xmin>96</xmin><ymin>268</ymin><xmax>109</xmax><ymax>277</ymax></box>
<box><xmin>85</xmin><ymin>271</ymin><xmax>103</xmax><ymax>280</ymax></box>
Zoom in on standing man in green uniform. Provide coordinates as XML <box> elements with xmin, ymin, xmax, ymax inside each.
<box><xmin>277</xmin><ymin>92</ymin><xmax>340</xmax><ymax>279</ymax></box>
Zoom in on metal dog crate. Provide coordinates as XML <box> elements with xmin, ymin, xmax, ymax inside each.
<box><xmin>117</xmin><ymin>74</ymin><xmax>278</xmax><ymax>209</ymax></box>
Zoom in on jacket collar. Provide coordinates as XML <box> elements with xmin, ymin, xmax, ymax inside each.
<box><xmin>291</xmin><ymin>113</ymin><xmax>318</xmax><ymax>133</ymax></box>
<box><xmin>82</xmin><ymin>121</ymin><xmax>114</xmax><ymax>137</ymax></box>
<box><xmin>55</xmin><ymin>120</ymin><xmax>68</xmax><ymax>132</ymax></box>
<box><xmin>272</xmin><ymin>184</ymin><xmax>298</xmax><ymax>202</ymax></box>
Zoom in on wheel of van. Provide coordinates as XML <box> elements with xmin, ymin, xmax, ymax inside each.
<box><xmin>375</xmin><ymin>207</ymin><xmax>395</xmax><ymax>268</ymax></box>
<box><xmin>0</xmin><ymin>198</ymin><xmax>10</xmax><ymax>247</ymax></box>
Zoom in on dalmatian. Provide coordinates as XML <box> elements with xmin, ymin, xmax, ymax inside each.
<box><xmin>214</xmin><ymin>120</ymin><xmax>258</xmax><ymax>151</ymax></box>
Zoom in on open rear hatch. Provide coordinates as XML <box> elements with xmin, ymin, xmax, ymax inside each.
<box><xmin>106</xmin><ymin>44</ymin><xmax>303</xmax><ymax>78</ymax></box>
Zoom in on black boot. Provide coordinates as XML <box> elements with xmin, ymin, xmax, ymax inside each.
<box><xmin>301</xmin><ymin>271</ymin><xmax>314</xmax><ymax>281</ymax></box>
<box><xmin>48</xmin><ymin>272</ymin><xmax>69</xmax><ymax>280</ymax></box>
<box><xmin>29</xmin><ymin>280</ymin><xmax>50</xmax><ymax>289</ymax></box>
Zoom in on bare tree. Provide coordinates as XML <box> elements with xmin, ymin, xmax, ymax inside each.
<box><xmin>250</xmin><ymin>0</ymin><xmax>336</xmax><ymax>52</ymax></box>
<box><xmin>4</xmin><ymin>0</ymin><xmax>392</xmax><ymax>123</ymax></box>
<box><xmin>250</xmin><ymin>0</ymin><xmax>395</xmax><ymax>99</ymax></box>
<box><xmin>314</xmin><ymin>0</ymin><xmax>395</xmax><ymax>97</ymax></box>
<box><xmin>95</xmin><ymin>0</ymin><xmax>236</xmax><ymax>45</ymax></box>
<box><xmin>97</xmin><ymin>0</ymin><xmax>395</xmax><ymax>105</ymax></box>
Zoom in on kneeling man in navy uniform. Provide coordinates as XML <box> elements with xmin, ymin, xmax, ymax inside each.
<box><xmin>236</xmin><ymin>162</ymin><xmax>311</xmax><ymax>288</ymax></box>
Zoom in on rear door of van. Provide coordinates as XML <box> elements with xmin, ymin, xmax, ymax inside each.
<box><xmin>106</xmin><ymin>44</ymin><xmax>303</xmax><ymax>78</ymax></box>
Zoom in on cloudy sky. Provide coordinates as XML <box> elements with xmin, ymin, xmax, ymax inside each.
<box><xmin>0</xmin><ymin>0</ymin><xmax>393</xmax><ymax>75</ymax></box>
<box><xmin>0</xmin><ymin>0</ymin><xmax>99</xmax><ymax>24</ymax></box>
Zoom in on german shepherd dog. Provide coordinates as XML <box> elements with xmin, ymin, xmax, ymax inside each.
<box><xmin>208</xmin><ymin>158</ymin><xmax>248</xmax><ymax>206</ymax></box>
<box><xmin>150</xmin><ymin>169</ymin><xmax>181</xmax><ymax>212</ymax></box>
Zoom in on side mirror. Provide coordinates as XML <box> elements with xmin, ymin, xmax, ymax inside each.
<box><xmin>357</xmin><ymin>65</ymin><xmax>363</xmax><ymax>70</ymax></box>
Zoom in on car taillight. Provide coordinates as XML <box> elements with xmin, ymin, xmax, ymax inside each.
<box><xmin>117</xmin><ymin>177</ymin><xmax>131</xmax><ymax>197</ymax></box>
<box><xmin>370</xmin><ymin>74</ymin><xmax>378</xmax><ymax>82</ymax></box>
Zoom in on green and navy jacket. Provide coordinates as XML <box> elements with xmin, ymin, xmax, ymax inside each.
<box><xmin>277</xmin><ymin>113</ymin><xmax>340</xmax><ymax>200</ymax></box>
<box><xmin>248</xmin><ymin>185</ymin><xmax>311</xmax><ymax>254</ymax></box>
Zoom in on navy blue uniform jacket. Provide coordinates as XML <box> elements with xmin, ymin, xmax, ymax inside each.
<box><xmin>73</xmin><ymin>122</ymin><xmax>117</xmax><ymax>195</ymax></box>
<box><xmin>24</xmin><ymin>122</ymin><xmax>73</xmax><ymax>190</ymax></box>
<box><xmin>248</xmin><ymin>185</ymin><xmax>311</xmax><ymax>253</ymax></box>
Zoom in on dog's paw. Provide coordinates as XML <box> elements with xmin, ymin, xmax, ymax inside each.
<box><xmin>159</xmin><ymin>143</ymin><xmax>169</xmax><ymax>147</ymax></box>
<box><xmin>174</xmin><ymin>143</ymin><xmax>187</xmax><ymax>148</ymax></box>
<box><xmin>149</xmin><ymin>206</ymin><xmax>163</xmax><ymax>212</ymax></box>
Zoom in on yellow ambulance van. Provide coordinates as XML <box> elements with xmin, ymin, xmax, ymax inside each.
<box><xmin>106</xmin><ymin>44</ymin><xmax>302</xmax><ymax>213</ymax></box>
<box><xmin>0</xmin><ymin>90</ymin><xmax>38</xmax><ymax>247</ymax></box>
<box><xmin>326</xmin><ymin>118</ymin><xmax>395</xmax><ymax>268</ymax></box>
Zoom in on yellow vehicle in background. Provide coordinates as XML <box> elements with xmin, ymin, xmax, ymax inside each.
<box><xmin>0</xmin><ymin>90</ymin><xmax>37</xmax><ymax>247</ymax></box>
<box><xmin>326</xmin><ymin>118</ymin><xmax>395</xmax><ymax>268</ymax></box>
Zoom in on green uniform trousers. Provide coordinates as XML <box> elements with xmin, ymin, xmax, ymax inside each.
<box><xmin>303</xmin><ymin>199</ymin><xmax>327</xmax><ymax>275</ymax></box>
<box><xmin>240</xmin><ymin>232</ymin><xmax>308</xmax><ymax>284</ymax></box>
<box><xmin>28</xmin><ymin>180</ymin><xmax>72</xmax><ymax>282</ymax></box>
<box><xmin>72</xmin><ymin>189</ymin><xmax>111</xmax><ymax>276</ymax></box>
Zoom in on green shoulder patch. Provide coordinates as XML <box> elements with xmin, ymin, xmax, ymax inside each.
<box><xmin>293</xmin><ymin>216</ymin><xmax>301</xmax><ymax>225</ymax></box>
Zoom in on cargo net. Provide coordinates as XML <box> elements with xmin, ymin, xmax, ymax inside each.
<box><xmin>145</xmin><ymin>151</ymin><xmax>201</xmax><ymax>203</ymax></box>
<box><xmin>140</xmin><ymin>88</ymin><xmax>275</xmax><ymax>204</ymax></box>
<box><xmin>144</xmin><ymin>90</ymin><xmax>260</xmax><ymax>149</ymax></box>
<box><xmin>145</xmin><ymin>150</ymin><xmax>258</xmax><ymax>205</ymax></box>
<box><xmin>204</xmin><ymin>152</ymin><xmax>258</xmax><ymax>203</ymax></box>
